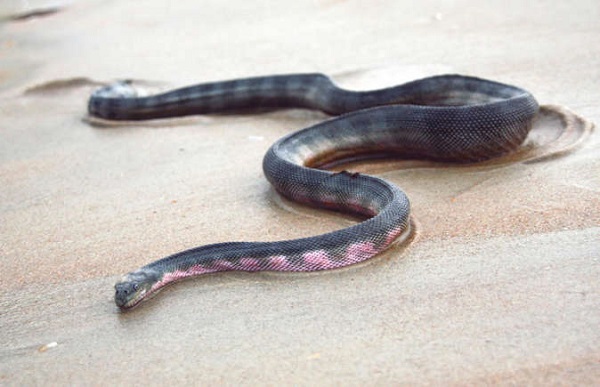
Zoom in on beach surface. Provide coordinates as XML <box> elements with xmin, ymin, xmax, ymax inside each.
<box><xmin>1</xmin><ymin>0</ymin><xmax>599</xmax><ymax>384</ymax></box>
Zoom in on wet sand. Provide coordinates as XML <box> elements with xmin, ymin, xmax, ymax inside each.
<box><xmin>1</xmin><ymin>0</ymin><xmax>599</xmax><ymax>385</ymax></box>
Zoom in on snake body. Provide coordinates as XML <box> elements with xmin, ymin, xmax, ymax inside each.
<box><xmin>88</xmin><ymin>73</ymin><xmax>538</xmax><ymax>309</ymax></box>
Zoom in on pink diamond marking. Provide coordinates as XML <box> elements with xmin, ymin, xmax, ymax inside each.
<box><xmin>385</xmin><ymin>225</ymin><xmax>407</xmax><ymax>246</ymax></box>
<box><xmin>345</xmin><ymin>242</ymin><xmax>378</xmax><ymax>265</ymax></box>
<box><xmin>302</xmin><ymin>250</ymin><xmax>331</xmax><ymax>270</ymax></box>
<box><xmin>269</xmin><ymin>255</ymin><xmax>295</xmax><ymax>271</ymax></box>
<box><xmin>239</xmin><ymin>258</ymin><xmax>262</xmax><ymax>272</ymax></box>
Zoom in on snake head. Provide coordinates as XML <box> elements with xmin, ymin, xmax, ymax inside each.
<box><xmin>114</xmin><ymin>270</ymin><xmax>160</xmax><ymax>310</ymax></box>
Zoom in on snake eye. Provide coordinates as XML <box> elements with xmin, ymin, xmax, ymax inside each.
<box><xmin>133</xmin><ymin>283</ymin><xmax>139</xmax><ymax>291</ymax></box>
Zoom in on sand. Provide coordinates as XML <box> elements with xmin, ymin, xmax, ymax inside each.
<box><xmin>1</xmin><ymin>0</ymin><xmax>599</xmax><ymax>385</ymax></box>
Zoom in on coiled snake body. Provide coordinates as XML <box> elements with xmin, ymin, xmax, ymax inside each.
<box><xmin>88</xmin><ymin>73</ymin><xmax>538</xmax><ymax>309</ymax></box>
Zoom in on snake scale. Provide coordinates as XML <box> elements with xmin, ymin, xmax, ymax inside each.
<box><xmin>88</xmin><ymin>73</ymin><xmax>538</xmax><ymax>309</ymax></box>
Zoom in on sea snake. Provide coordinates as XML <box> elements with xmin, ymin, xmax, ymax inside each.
<box><xmin>88</xmin><ymin>73</ymin><xmax>538</xmax><ymax>309</ymax></box>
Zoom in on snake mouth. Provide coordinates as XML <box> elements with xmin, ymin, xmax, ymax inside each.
<box><xmin>117</xmin><ymin>288</ymin><xmax>167</xmax><ymax>311</ymax></box>
<box><xmin>115</xmin><ymin>283</ymin><xmax>168</xmax><ymax>311</ymax></box>
<box><xmin>116</xmin><ymin>295</ymin><xmax>144</xmax><ymax>310</ymax></box>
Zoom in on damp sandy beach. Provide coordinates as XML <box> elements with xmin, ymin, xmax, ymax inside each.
<box><xmin>1</xmin><ymin>0</ymin><xmax>599</xmax><ymax>384</ymax></box>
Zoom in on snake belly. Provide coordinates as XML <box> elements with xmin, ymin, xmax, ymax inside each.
<box><xmin>88</xmin><ymin>73</ymin><xmax>538</xmax><ymax>309</ymax></box>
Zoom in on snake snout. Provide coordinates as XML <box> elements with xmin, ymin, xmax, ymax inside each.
<box><xmin>114</xmin><ymin>281</ymin><xmax>140</xmax><ymax>308</ymax></box>
<box><xmin>114</xmin><ymin>271</ymin><xmax>159</xmax><ymax>309</ymax></box>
